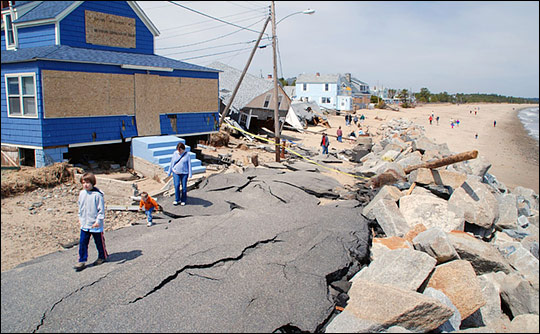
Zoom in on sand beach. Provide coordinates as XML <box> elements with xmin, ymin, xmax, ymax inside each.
<box><xmin>306</xmin><ymin>103</ymin><xmax>539</xmax><ymax>194</ymax></box>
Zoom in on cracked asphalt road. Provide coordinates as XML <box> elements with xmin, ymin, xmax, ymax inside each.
<box><xmin>1</xmin><ymin>166</ymin><xmax>372</xmax><ymax>333</ymax></box>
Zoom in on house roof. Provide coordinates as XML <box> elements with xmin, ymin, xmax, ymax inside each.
<box><xmin>13</xmin><ymin>1</ymin><xmax>75</xmax><ymax>23</ymax></box>
<box><xmin>5</xmin><ymin>1</ymin><xmax>159</xmax><ymax>36</ymax></box>
<box><xmin>1</xmin><ymin>45</ymin><xmax>219</xmax><ymax>73</ymax></box>
<box><xmin>296</xmin><ymin>73</ymin><xmax>340</xmax><ymax>84</ymax></box>
<box><xmin>283</xmin><ymin>86</ymin><xmax>295</xmax><ymax>98</ymax></box>
<box><xmin>209</xmin><ymin>61</ymin><xmax>274</xmax><ymax>111</ymax></box>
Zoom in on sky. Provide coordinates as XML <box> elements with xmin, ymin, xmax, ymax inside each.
<box><xmin>136</xmin><ymin>1</ymin><xmax>540</xmax><ymax>98</ymax></box>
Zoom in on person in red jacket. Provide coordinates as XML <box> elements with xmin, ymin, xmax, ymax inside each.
<box><xmin>139</xmin><ymin>191</ymin><xmax>160</xmax><ymax>227</ymax></box>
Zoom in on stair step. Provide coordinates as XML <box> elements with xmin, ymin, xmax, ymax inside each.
<box><xmin>131</xmin><ymin>135</ymin><xmax>205</xmax><ymax>175</ymax></box>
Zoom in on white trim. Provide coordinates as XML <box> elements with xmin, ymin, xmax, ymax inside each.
<box><xmin>1</xmin><ymin>143</ymin><xmax>42</xmax><ymax>150</ymax></box>
<box><xmin>121</xmin><ymin>64</ymin><xmax>173</xmax><ymax>72</ymax></box>
<box><xmin>13</xmin><ymin>18</ymin><xmax>57</xmax><ymax>28</ymax></box>
<box><xmin>55</xmin><ymin>1</ymin><xmax>84</xmax><ymax>22</ymax></box>
<box><xmin>4</xmin><ymin>72</ymin><xmax>39</xmax><ymax>119</ymax></box>
<box><xmin>69</xmin><ymin>139</ymin><xmax>124</xmax><ymax>148</ymax></box>
<box><xmin>127</xmin><ymin>1</ymin><xmax>160</xmax><ymax>37</ymax></box>
<box><xmin>55</xmin><ymin>21</ymin><xmax>60</xmax><ymax>45</ymax></box>
<box><xmin>3</xmin><ymin>10</ymin><xmax>18</xmax><ymax>50</ymax></box>
<box><xmin>171</xmin><ymin>131</ymin><xmax>218</xmax><ymax>137</ymax></box>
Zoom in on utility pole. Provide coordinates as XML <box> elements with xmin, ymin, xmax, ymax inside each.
<box><xmin>218</xmin><ymin>15</ymin><xmax>271</xmax><ymax>128</ymax></box>
<box><xmin>271</xmin><ymin>1</ymin><xmax>280</xmax><ymax>162</ymax></box>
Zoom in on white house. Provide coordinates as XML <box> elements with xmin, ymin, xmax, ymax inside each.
<box><xmin>295</xmin><ymin>73</ymin><xmax>369</xmax><ymax>112</ymax></box>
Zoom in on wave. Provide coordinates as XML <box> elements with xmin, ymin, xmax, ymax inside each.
<box><xmin>518</xmin><ymin>107</ymin><xmax>539</xmax><ymax>142</ymax></box>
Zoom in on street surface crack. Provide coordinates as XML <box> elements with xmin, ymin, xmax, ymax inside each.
<box><xmin>129</xmin><ymin>237</ymin><xmax>280</xmax><ymax>303</ymax></box>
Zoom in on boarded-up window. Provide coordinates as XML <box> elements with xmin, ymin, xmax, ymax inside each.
<box><xmin>42</xmin><ymin>70</ymin><xmax>135</xmax><ymax>118</ymax></box>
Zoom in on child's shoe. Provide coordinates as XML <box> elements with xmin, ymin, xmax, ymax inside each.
<box><xmin>92</xmin><ymin>258</ymin><xmax>106</xmax><ymax>266</ymax></box>
<box><xmin>147</xmin><ymin>221</ymin><xmax>153</xmax><ymax>227</ymax></box>
<box><xmin>74</xmin><ymin>262</ymin><xmax>86</xmax><ymax>271</ymax></box>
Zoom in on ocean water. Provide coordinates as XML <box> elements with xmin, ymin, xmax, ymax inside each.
<box><xmin>518</xmin><ymin>107</ymin><xmax>539</xmax><ymax>142</ymax></box>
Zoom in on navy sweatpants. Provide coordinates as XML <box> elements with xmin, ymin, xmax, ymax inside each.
<box><xmin>78</xmin><ymin>229</ymin><xmax>108</xmax><ymax>263</ymax></box>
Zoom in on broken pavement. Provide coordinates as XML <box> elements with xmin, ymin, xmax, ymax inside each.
<box><xmin>1</xmin><ymin>166</ymin><xmax>372</xmax><ymax>333</ymax></box>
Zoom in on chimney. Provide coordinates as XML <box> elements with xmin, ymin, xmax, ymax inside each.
<box><xmin>316</xmin><ymin>72</ymin><xmax>320</xmax><ymax>76</ymax></box>
<box><xmin>345</xmin><ymin>73</ymin><xmax>351</xmax><ymax>83</ymax></box>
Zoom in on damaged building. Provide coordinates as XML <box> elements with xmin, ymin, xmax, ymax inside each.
<box><xmin>209</xmin><ymin>61</ymin><xmax>291</xmax><ymax>132</ymax></box>
<box><xmin>1</xmin><ymin>1</ymin><xmax>220</xmax><ymax>168</ymax></box>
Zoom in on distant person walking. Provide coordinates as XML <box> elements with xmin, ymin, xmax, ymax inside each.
<box><xmin>321</xmin><ymin>133</ymin><xmax>330</xmax><ymax>155</ymax></box>
<box><xmin>336</xmin><ymin>126</ymin><xmax>343</xmax><ymax>142</ymax></box>
<box><xmin>429</xmin><ymin>115</ymin><xmax>433</xmax><ymax>125</ymax></box>
<box><xmin>344</xmin><ymin>113</ymin><xmax>349</xmax><ymax>126</ymax></box>
<box><xmin>456</xmin><ymin>119</ymin><xmax>460</xmax><ymax>127</ymax></box>
<box><xmin>75</xmin><ymin>172</ymin><xmax>108</xmax><ymax>271</ymax></box>
<box><xmin>168</xmin><ymin>142</ymin><xmax>192</xmax><ymax>206</ymax></box>
<box><xmin>139</xmin><ymin>191</ymin><xmax>160</xmax><ymax>227</ymax></box>
<box><xmin>493</xmin><ymin>120</ymin><xmax>497</xmax><ymax>127</ymax></box>
<box><xmin>353</xmin><ymin>115</ymin><xmax>358</xmax><ymax>125</ymax></box>
<box><xmin>475</xmin><ymin>133</ymin><xmax>478</xmax><ymax>139</ymax></box>
<box><xmin>436</xmin><ymin>116</ymin><xmax>440</xmax><ymax>125</ymax></box>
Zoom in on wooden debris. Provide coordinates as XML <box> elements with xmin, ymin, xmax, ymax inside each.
<box><xmin>366</xmin><ymin>150</ymin><xmax>479</xmax><ymax>189</ymax></box>
<box><xmin>403</xmin><ymin>150</ymin><xmax>478</xmax><ymax>174</ymax></box>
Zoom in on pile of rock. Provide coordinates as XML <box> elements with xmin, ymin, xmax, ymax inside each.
<box><xmin>326</xmin><ymin>118</ymin><xmax>539</xmax><ymax>333</ymax></box>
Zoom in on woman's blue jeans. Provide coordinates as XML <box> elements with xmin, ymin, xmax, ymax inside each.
<box><xmin>173</xmin><ymin>173</ymin><xmax>188</xmax><ymax>203</ymax></box>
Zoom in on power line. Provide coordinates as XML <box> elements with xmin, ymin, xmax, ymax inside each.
<box><xmin>276</xmin><ymin>37</ymin><xmax>283</xmax><ymax>79</ymax></box>
<box><xmin>225</xmin><ymin>1</ymin><xmax>269</xmax><ymax>13</ymax></box>
<box><xmin>157</xmin><ymin>12</ymin><xmax>266</xmax><ymax>41</ymax></box>
<box><xmin>167</xmin><ymin>1</ymin><xmax>266</xmax><ymax>35</ymax></box>
<box><xmin>179</xmin><ymin>44</ymin><xmax>270</xmax><ymax>61</ymax></box>
<box><xmin>156</xmin><ymin>17</ymin><xmax>267</xmax><ymax>50</ymax></box>
<box><xmin>160</xmin><ymin>8</ymin><xmax>267</xmax><ymax>32</ymax></box>
<box><xmin>161</xmin><ymin>37</ymin><xmax>271</xmax><ymax>57</ymax></box>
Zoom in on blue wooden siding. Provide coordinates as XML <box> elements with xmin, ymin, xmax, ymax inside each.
<box><xmin>36</xmin><ymin>147</ymin><xmax>69</xmax><ymax>168</ymax></box>
<box><xmin>60</xmin><ymin>1</ymin><xmax>154</xmax><ymax>54</ymax></box>
<box><xmin>160</xmin><ymin>112</ymin><xmax>220</xmax><ymax>136</ymax></box>
<box><xmin>1</xmin><ymin>31</ymin><xmax>7</xmax><ymax>51</ymax></box>
<box><xmin>42</xmin><ymin>115</ymin><xmax>137</xmax><ymax>146</ymax></box>
<box><xmin>17</xmin><ymin>24</ymin><xmax>56</xmax><ymax>49</ymax></box>
<box><xmin>1</xmin><ymin>63</ymin><xmax>44</xmax><ymax>147</ymax></box>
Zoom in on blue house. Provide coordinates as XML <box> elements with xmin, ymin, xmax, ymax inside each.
<box><xmin>1</xmin><ymin>1</ymin><xmax>220</xmax><ymax>168</ymax></box>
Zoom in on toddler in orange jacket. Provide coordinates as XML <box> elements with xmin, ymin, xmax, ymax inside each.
<box><xmin>139</xmin><ymin>191</ymin><xmax>160</xmax><ymax>227</ymax></box>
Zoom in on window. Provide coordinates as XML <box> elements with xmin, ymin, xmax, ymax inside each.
<box><xmin>263</xmin><ymin>94</ymin><xmax>271</xmax><ymax>108</ymax></box>
<box><xmin>321</xmin><ymin>97</ymin><xmax>331</xmax><ymax>104</ymax></box>
<box><xmin>3</xmin><ymin>13</ymin><xmax>16</xmax><ymax>48</ymax></box>
<box><xmin>277</xmin><ymin>95</ymin><xmax>283</xmax><ymax>108</ymax></box>
<box><xmin>6</xmin><ymin>74</ymin><xmax>38</xmax><ymax>117</ymax></box>
<box><xmin>324</xmin><ymin>83</ymin><xmax>329</xmax><ymax>91</ymax></box>
<box><xmin>303</xmin><ymin>83</ymin><xmax>307</xmax><ymax>91</ymax></box>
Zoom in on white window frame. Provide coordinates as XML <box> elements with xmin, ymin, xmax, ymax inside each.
<box><xmin>5</xmin><ymin>73</ymin><xmax>38</xmax><ymax>118</ymax></box>
<box><xmin>263</xmin><ymin>94</ymin><xmax>271</xmax><ymax>108</ymax></box>
<box><xmin>3</xmin><ymin>12</ymin><xmax>17</xmax><ymax>50</ymax></box>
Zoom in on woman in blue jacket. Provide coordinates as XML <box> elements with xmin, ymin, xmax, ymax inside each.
<box><xmin>168</xmin><ymin>142</ymin><xmax>192</xmax><ymax>206</ymax></box>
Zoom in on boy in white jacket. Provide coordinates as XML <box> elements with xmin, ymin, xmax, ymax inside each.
<box><xmin>75</xmin><ymin>172</ymin><xmax>108</xmax><ymax>271</ymax></box>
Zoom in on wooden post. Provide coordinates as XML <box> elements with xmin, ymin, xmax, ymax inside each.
<box><xmin>403</xmin><ymin>150</ymin><xmax>478</xmax><ymax>174</ymax></box>
<box><xmin>218</xmin><ymin>15</ymin><xmax>271</xmax><ymax>128</ymax></box>
<box><xmin>271</xmin><ymin>1</ymin><xmax>280</xmax><ymax>162</ymax></box>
